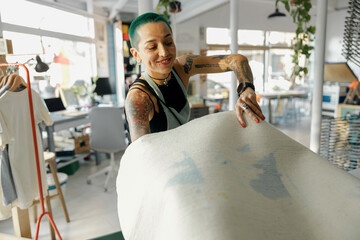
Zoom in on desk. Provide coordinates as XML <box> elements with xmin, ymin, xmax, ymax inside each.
<box><xmin>259</xmin><ymin>90</ymin><xmax>308</xmax><ymax>123</ymax></box>
<box><xmin>45</xmin><ymin>111</ymin><xmax>89</xmax><ymax>153</ymax></box>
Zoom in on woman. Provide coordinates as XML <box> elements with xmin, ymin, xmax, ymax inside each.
<box><xmin>126</xmin><ymin>12</ymin><xmax>265</xmax><ymax>142</ymax></box>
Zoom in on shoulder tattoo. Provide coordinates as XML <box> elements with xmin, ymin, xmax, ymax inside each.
<box><xmin>126</xmin><ymin>91</ymin><xmax>153</xmax><ymax>132</ymax></box>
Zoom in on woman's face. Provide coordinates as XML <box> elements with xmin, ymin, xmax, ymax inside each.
<box><xmin>131</xmin><ymin>22</ymin><xmax>176</xmax><ymax>78</ymax></box>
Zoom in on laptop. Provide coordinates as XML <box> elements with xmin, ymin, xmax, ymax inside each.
<box><xmin>44</xmin><ymin>97</ymin><xmax>87</xmax><ymax>117</ymax></box>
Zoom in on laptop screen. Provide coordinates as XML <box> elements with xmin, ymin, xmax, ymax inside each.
<box><xmin>44</xmin><ymin>97</ymin><xmax>66</xmax><ymax>112</ymax></box>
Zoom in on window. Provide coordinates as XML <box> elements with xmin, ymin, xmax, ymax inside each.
<box><xmin>0</xmin><ymin>0</ymin><xmax>94</xmax><ymax>38</ymax></box>
<box><xmin>206</xmin><ymin>28</ymin><xmax>307</xmax><ymax>96</ymax></box>
<box><xmin>1</xmin><ymin>0</ymin><xmax>97</xmax><ymax>100</ymax></box>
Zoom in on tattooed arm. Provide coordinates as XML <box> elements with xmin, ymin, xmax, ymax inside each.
<box><xmin>125</xmin><ymin>90</ymin><xmax>154</xmax><ymax>142</ymax></box>
<box><xmin>176</xmin><ymin>54</ymin><xmax>252</xmax><ymax>83</ymax></box>
<box><xmin>176</xmin><ymin>54</ymin><xmax>265</xmax><ymax>127</ymax></box>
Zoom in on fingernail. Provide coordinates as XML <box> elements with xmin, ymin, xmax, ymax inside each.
<box><xmin>261</xmin><ymin>116</ymin><xmax>265</xmax><ymax>120</ymax></box>
<box><xmin>241</xmin><ymin>123</ymin><xmax>245</xmax><ymax>128</ymax></box>
<box><xmin>255</xmin><ymin>118</ymin><xmax>259</xmax><ymax>123</ymax></box>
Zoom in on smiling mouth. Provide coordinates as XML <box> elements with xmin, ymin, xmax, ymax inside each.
<box><xmin>158</xmin><ymin>58</ymin><xmax>171</xmax><ymax>64</ymax></box>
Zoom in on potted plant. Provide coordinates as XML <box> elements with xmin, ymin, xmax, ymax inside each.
<box><xmin>157</xmin><ymin>0</ymin><xmax>182</xmax><ymax>20</ymax></box>
<box><xmin>276</xmin><ymin>0</ymin><xmax>316</xmax><ymax>88</ymax></box>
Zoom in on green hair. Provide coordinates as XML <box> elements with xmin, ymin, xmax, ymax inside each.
<box><xmin>129</xmin><ymin>12</ymin><xmax>172</xmax><ymax>49</ymax></box>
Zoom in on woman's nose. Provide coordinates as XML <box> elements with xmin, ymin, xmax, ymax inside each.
<box><xmin>158</xmin><ymin>44</ymin><xmax>168</xmax><ymax>57</ymax></box>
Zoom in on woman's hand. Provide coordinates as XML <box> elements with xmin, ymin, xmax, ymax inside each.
<box><xmin>235</xmin><ymin>88</ymin><xmax>265</xmax><ymax>127</ymax></box>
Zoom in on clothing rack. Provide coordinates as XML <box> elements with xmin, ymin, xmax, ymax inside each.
<box><xmin>0</xmin><ymin>63</ymin><xmax>62</xmax><ymax>240</ymax></box>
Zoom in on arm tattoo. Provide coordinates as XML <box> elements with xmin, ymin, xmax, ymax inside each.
<box><xmin>195</xmin><ymin>63</ymin><xmax>220</xmax><ymax>68</ymax></box>
<box><xmin>126</xmin><ymin>91</ymin><xmax>153</xmax><ymax>139</ymax></box>
<box><xmin>240</xmin><ymin>59</ymin><xmax>254</xmax><ymax>83</ymax></box>
<box><xmin>184</xmin><ymin>55</ymin><xmax>197</xmax><ymax>74</ymax></box>
<box><xmin>212</xmin><ymin>55</ymin><xmax>227</xmax><ymax>60</ymax></box>
<box><xmin>225</xmin><ymin>56</ymin><xmax>253</xmax><ymax>84</ymax></box>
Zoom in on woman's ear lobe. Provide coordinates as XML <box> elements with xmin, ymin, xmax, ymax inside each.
<box><xmin>130</xmin><ymin>48</ymin><xmax>142</xmax><ymax>63</ymax></box>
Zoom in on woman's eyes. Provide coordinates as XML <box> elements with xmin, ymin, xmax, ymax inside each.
<box><xmin>146</xmin><ymin>41</ymin><xmax>173</xmax><ymax>50</ymax></box>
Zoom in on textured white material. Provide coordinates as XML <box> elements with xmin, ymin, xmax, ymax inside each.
<box><xmin>117</xmin><ymin>111</ymin><xmax>360</xmax><ymax>240</ymax></box>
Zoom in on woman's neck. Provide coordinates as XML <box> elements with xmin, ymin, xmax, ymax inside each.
<box><xmin>147</xmin><ymin>71</ymin><xmax>171</xmax><ymax>86</ymax></box>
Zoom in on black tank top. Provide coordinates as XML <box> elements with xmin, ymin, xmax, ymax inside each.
<box><xmin>128</xmin><ymin>69</ymin><xmax>187</xmax><ymax>133</ymax></box>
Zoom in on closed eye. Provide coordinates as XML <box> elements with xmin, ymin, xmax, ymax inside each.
<box><xmin>147</xmin><ymin>45</ymin><xmax>157</xmax><ymax>50</ymax></box>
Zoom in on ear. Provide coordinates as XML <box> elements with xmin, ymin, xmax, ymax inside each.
<box><xmin>130</xmin><ymin>48</ymin><xmax>142</xmax><ymax>63</ymax></box>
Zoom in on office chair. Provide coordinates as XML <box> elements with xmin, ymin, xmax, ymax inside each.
<box><xmin>86</xmin><ymin>107</ymin><xmax>127</xmax><ymax>191</ymax></box>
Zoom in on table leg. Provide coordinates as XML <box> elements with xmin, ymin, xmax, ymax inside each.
<box><xmin>268</xmin><ymin>99</ymin><xmax>272</xmax><ymax>124</ymax></box>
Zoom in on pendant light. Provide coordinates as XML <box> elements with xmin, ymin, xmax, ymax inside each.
<box><xmin>268</xmin><ymin>7</ymin><xmax>286</xmax><ymax>18</ymax></box>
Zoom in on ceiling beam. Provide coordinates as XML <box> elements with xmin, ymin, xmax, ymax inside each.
<box><xmin>175</xmin><ymin>0</ymin><xmax>229</xmax><ymax>24</ymax></box>
<box><xmin>108</xmin><ymin>0</ymin><xmax>130</xmax><ymax>20</ymax></box>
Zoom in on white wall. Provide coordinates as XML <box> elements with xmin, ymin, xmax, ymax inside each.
<box><xmin>325</xmin><ymin>9</ymin><xmax>360</xmax><ymax>78</ymax></box>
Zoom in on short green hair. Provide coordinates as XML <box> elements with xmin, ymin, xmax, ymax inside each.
<box><xmin>129</xmin><ymin>12</ymin><xmax>172</xmax><ymax>49</ymax></box>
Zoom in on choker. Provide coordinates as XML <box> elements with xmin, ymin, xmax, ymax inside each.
<box><xmin>149</xmin><ymin>73</ymin><xmax>171</xmax><ymax>85</ymax></box>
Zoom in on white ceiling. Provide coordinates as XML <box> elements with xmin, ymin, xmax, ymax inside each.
<box><xmin>28</xmin><ymin>0</ymin><xmax>349</xmax><ymax>21</ymax></box>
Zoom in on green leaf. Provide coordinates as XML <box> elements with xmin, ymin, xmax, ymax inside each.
<box><xmin>304</xmin><ymin>1</ymin><xmax>311</xmax><ymax>11</ymax></box>
<box><xmin>307</xmin><ymin>26</ymin><xmax>316</xmax><ymax>34</ymax></box>
<box><xmin>285</xmin><ymin>1</ymin><xmax>290</xmax><ymax>12</ymax></box>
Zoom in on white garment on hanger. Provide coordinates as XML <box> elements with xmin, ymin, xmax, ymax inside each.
<box><xmin>0</xmin><ymin>89</ymin><xmax>53</xmax><ymax>209</ymax></box>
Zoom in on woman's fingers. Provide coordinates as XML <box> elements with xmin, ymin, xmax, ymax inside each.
<box><xmin>236</xmin><ymin>89</ymin><xmax>265</xmax><ymax>127</ymax></box>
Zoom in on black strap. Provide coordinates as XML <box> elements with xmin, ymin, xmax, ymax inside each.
<box><xmin>130</xmin><ymin>79</ymin><xmax>182</xmax><ymax>125</ymax></box>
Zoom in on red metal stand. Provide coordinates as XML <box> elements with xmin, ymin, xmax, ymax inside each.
<box><xmin>0</xmin><ymin>63</ymin><xmax>62</xmax><ymax>240</ymax></box>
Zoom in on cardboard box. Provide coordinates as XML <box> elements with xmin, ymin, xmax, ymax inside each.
<box><xmin>74</xmin><ymin>134</ymin><xmax>90</xmax><ymax>154</ymax></box>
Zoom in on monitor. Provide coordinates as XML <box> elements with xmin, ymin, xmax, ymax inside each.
<box><xmin>93</xmin><ymin>77</ymin><xmax>114</xmax><ymax>96</ymax></box>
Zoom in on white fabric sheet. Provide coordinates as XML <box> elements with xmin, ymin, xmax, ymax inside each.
<box><xmin>117</xmin><ymin>111</ymin><xmax>360</xmax><ymax>240</ymax></box>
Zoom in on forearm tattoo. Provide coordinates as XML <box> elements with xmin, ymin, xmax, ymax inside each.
<box><xmin>195</xmin><ymin>63</ymin><xmax>220</xmax><ymax>68</ymax></box>
<box><xmin>212</xmin><ymin>55</ymin><xmax>227</xmax><ymax>60</ymax></box>
<box><xmin>183</xmin><ymin>55</ymin><xmax>197</xmax><ymax>74</ymax></box>
<box><xmin>226</xmin><ymin>56</ymin><xmax>253</xmax><ymax>83</ymax></box>
<box><xmin>240</xmin><ymin>59</ymin><xmax>254</xmax><ymax>83</ymax></box>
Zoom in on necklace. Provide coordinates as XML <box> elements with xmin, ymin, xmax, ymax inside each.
<box><xmin>149</xmin><ymin>73</ymin><xmax>171</xmax><ymax>85</ymax></box>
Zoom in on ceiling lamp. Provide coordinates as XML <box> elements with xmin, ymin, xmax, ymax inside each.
<box><xmin>268</xmin><ymin>7</ymin><xmax>286</xmax><ymax>18</ymax></box>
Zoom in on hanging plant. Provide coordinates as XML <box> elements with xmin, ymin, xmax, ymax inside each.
<box><xmin>276</xmin><ymin>0</ymin><xmax>316</xmax><ymax>87</ymax></box>
<box><xmin>157</xmin><ymin>0</ymin><xmax>182</xmax><ymax>21</ymax></box>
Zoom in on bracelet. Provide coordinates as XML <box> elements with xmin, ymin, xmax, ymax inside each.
<box><xmin>237</xmin><ymin>82</ymin><xmax>255</xmax><ymax>97</ymax></box>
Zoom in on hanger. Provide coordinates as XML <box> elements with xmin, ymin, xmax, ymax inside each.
<box><xmin>5</xmin><ymin>74</ymin><xmax>27</xmax><ymax>92</ymax></box>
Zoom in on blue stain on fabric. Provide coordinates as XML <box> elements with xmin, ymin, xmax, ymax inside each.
<box><xmin>250</xmin><ymin>152</ymin><xmax>290</xmax><ymax>200</ymax></box>
<box><xmin>237</xmin><ymin>144</ymin><xmax>250</xmax><ymax>153</ymax></box>
<box><xmin>222</xmin><ymin>161</ymin><xmax>228</xmax><ymax>165</ymax></box>
<box><xmin>166</xmin><ymin>152</ymin><xmax>204</xmax><ymax>187</ymax></box>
